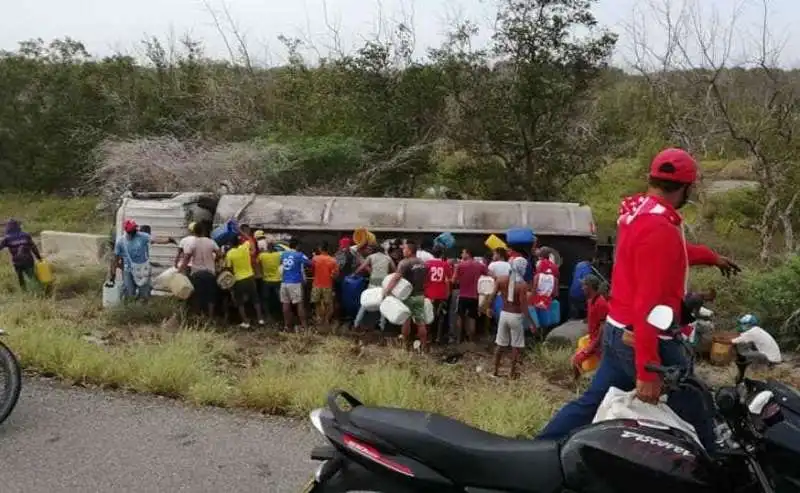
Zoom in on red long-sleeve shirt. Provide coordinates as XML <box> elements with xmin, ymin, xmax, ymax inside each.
<box><xmin>607</xmin><ymin>195</ymin><xmax>720</xmax><ymax>382</ymax></box>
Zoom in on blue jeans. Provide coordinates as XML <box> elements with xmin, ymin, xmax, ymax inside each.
<box><xmin>537</xmin><ymin>322</ymin><xmax>716</xmax><ymax>450</ymax></box>
<box><xmin>122</xmin><ymin>270</ymin><xmax>152</xmax><ymax>300</ymax></box>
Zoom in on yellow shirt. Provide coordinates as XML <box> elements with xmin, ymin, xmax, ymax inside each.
<box><xmin>225</xmin><ymin>243</ymin><xmax>254</xmax><ymax>281</ymax></box>
<box><xmin>258</xmin><ymin>251</ymin><xmax>282</xmax><ymax>282</ymax></box>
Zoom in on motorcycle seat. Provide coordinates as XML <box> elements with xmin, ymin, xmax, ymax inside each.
<box><xmin>348</xmin><ymin>406</ymin><xmax>563</xmax><ymax>493</ymax></box>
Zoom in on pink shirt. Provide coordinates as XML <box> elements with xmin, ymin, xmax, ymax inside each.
<box><xmin>455</xmin><ymin>260</ymin><xmax>488</xmax><ymax>299</ymax></box>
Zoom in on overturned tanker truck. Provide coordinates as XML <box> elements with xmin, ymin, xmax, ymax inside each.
<box><xmin>115</xmin><ymin>193</ymin><xmax>607</xmax><ymax>325</ymax></box>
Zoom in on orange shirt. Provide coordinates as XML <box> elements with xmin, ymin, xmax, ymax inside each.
<box><xmin>311</xmin><ymin>253</ymin><xmax>338</xmax><ymax>288</ymax></box>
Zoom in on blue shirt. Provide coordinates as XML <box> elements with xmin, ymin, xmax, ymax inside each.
<box><xmin>569</xmin><ymin>261</ymin><xmax>593</xmax><ymax>299</ymax></box>
<box><xmin>114</xmin><ymin>232</ymin><xmax>151</xmax><ymax>271</ymax></box>
<box><xmin>280</xmin><ymin>250</ymin><xmax>310</xmax><ymax>284</ymax></box>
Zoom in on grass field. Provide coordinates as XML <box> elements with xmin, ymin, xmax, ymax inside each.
<box><xmin>0</xmin><ymin>263</ymin><xmax>583</xmax><ymax>435</ymax></box>
<box><xmin>0</xmin><ymin>193</ymin><xmax>111</xmax><ymax>235</ymax></box>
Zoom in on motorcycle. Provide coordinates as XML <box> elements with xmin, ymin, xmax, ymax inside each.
<box><xmin>0</xmin><ymin>329</ymin><xmax>21</xmax><ymax>425</ymax></box>
<box><xmin>301</xmin><ymin>305</ymin><xmax>800</xmax><ymax>492</ymax></box>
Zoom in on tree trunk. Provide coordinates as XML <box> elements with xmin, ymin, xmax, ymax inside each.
<box><xmin>759</xmin><ymin>195</ymin><xmax>779</xmax><ymax>262</ymax></box>
<box><xmin>780</xmin><ymin>192</ymin><xmax>799</xmax><ymax>254</ymax></box>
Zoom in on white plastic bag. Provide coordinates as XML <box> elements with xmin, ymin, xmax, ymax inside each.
<box><xmin>592</xmin><ymin>387</ymin><xmax>701</xmax><ymax>446</ymax></box>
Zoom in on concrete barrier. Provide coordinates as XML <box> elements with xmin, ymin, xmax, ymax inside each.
<box><xmin>40</xmin><ymin>230</ymin><xmax>110</xmax><ymax>266</ymax></box>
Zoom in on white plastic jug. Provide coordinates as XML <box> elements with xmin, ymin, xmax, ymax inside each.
<box><xmin>103</xmin><ymin>281</ymin><xmax>122</xmax><ymax>308</ymax></box>
<box><xmin>153</xmin><ymin>267</ymin><xmax>178</xmax><ymax>292</ymax></box>
<box><xmin>168</xmin><ymin>272</ymin><xmax>194</xmax><ymax>300</ymax></box>
<box><xmin>360</xmin><ymin>287</ymin><xmax>384</xmax><ymax>311</ymax></box>
<box><xmin>380</xmin><ymin>297</ymin><xmax>411</xmax><ymax>325</ymax></box>
<box><xmin>478</xmin><ymin>275</ymin><xmax>496</xmax><ymax>295</ymax></box>
<box><xmin>423</xmin><ymin>298</ymin><xmax>435</xmax><ymax>324</ymax></box>
<box><xmin>381</xmin><ymin>275</ymin><xmax>413</xmax><ymax>301</ymax></box>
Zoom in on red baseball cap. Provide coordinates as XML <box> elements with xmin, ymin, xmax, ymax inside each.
<box><xmin>123</xmin><ymin>219</ymin><xmax>138</xmax><ymax>233</ymax></box>
<box><xmin>649</xmin><ymin>148</ymin><xmax>698</xmax><ymax>184</ymax></box>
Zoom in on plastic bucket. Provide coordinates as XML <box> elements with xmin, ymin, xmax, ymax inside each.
<box><xmin>434</xmin><ymin>232</ymin><xmax>455</xmax><ymax>249</ymax></box>
<box><xmin>485</xmin><ymin>234</ymin><xmax>508</xmax><ymax>252</ymax></box>
<box><xmin>353</xmin><ymin>228</ymin><xmax>377</xmax><ymax>248</ymax></box>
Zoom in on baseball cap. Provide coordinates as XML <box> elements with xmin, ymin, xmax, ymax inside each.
<box><xmin>649</xmin><ymin>148</ymin><xmax>698</xmax><ymax>184</ymax></box>
<box><xmin>123</xmin><ymin>219</ymin><xmax>138</xmax><ymax>233</ymax></box>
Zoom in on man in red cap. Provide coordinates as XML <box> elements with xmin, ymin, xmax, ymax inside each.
<box><xmin>538</xmin><ymin>148</ymin><xmax>739</xmax><ymax>450</ymax></box>
<box><xmin>110</xmin><ymin>219</ymin><xmax>175</xmax><ymax>301</ymax></box>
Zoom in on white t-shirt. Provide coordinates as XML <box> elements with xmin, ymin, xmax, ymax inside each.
<box><xmin>416</xmin><ymin>250</ymin><xmax>434</xmax><ymax>262</ymax></box>
<box><xmin>732</xmin><ymin>326</ymin><xmax>782</xmax><ymax>363</ymax></box>
<box><xmin>185</xmin><ymin>237</ymin><xmax>220</xmax><ymax>273</ymax></box>
<box><xmin>488</xmin><ymin>261</ymin><xmax>511</xmax><ymax>278</ymax></box>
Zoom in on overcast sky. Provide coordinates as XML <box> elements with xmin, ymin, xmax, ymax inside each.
<box><xmin>1</xmin><ymin>0</ymin><xmax>798</xmax><ymax>67</ymax></box>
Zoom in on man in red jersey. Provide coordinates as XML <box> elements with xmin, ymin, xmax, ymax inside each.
<box><xmin>424</xmin><ymin>246</ymin><xmax>453</xmax><ymax>344</ymax></box>
<box><xmin>538</xmin><ymin>148</ymin><xmax>739</xmax><ymax>450</ymax></box>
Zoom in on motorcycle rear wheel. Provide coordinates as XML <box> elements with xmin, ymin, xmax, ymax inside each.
<box><xmin>0</xmin><ymin>340</ymin><xmax>22</xmax><ymax>425</ymax></box>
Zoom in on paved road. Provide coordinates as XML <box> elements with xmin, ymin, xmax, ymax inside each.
<box><xmin>0</xmin><ymin>378</ymin><xmax>323</xmax><ymax>492</ymax></box>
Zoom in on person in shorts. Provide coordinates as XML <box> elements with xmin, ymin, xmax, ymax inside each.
<box><xmin>225</xmin><ymin>236</ymin><xmax>265</xmax><ymax>328</ymax></box>
<box><xmin>484</xmin><ymin>257</ymin><xmax>534</xmax><ymax>378</ymax></box>
<box><xmin>454</xmin><ymin>247</ymin><xmax>488</xmax><ymax>343</ymax></box>
<box><xmin>424</xmin><ymin>245</ymin><xmax>453</xmax><ymax>344</ymax></box>
<box><xmin>180</xmin><ymin>221</ymin><xmax>220</xmax><ymax>318</ymax></box>
<box><xmin>310</xmin><ymin>242</ymin><xmax>338</xmax><ymax>327</ymax></box>
<box><xmin>383</xmin><ymin>240</ymin><xmax>429</xmax><ymax>351</ymax></box>
<box><xmin>280</xmin><ymin>238</ymin><xmax>311</xmax><ymax>331</ymax></box>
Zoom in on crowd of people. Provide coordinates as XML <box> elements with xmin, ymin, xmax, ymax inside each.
<box><xmin>106</xmin><ymin>217</ymin><xmax>590</xmax><ymax>376</ymax></box>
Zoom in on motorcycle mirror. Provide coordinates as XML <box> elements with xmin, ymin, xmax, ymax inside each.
<box><xmin>647</xmin><ymin>305</ymin><xmax>674</xmax><ymax>331</ymax></box>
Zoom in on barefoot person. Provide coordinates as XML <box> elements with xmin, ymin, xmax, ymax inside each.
<box><xmin>483</xmin><ymin>257</ymin><xmax>535</xmax><ymax>378</ymax></box>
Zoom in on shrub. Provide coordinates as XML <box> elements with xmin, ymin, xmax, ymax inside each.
<box><xmin>742</xmin><ymin>255</ymin><xmax>800</xmax><ymax>348</ymax></box>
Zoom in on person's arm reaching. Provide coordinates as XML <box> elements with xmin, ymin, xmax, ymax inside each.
<box><xmin>687</xmin><ymin>243</ymin><xmax>741</xmax><ymax>276</ymax></box>
<box><xmin>354</xmin><ymin>257</ymin><xmax>371</xmax><ymax>275</ymax></box>
<box><xmin>631</xmin><ymin>221</ymin><xmax>685</xmax><ymax>401</ymax></box>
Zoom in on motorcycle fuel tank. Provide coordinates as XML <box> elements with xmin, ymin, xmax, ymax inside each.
<box><xmin>560</xmin><ymin>419</ymin><xmax>715</xmax><ymax>493</ymax></box>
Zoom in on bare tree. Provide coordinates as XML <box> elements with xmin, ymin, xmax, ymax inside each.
<box><xmin>628</xmin><ymin>0</ymin><xmax>800</xmax><ymax>260</ymax></box>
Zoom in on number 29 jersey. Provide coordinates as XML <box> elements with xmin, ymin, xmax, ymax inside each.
<box><xmin>424</xmin><ymin>258</ymin><xmax>453</xmax><ymax>301</ymax></box>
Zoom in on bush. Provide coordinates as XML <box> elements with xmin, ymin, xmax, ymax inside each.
<box><xmin>742</xmin><ymin>255</ymin><xmax>800</xmax><ymax>348</ymax></box>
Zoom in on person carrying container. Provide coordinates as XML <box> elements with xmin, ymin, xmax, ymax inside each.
<box><xmin>571</xmin><ymin>274</ymin><xmax>607</xmax><ymax>380</ymax></box>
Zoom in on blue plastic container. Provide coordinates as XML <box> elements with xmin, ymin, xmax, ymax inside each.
<box><xmin>434</xmin><ymin>232</ymin><xmax>456</xmax><ymax>249</ymax></box>
<box><xmin>506</xmin><ymin>227</ymin><xmax>536</xmax><ymax>246</ymax></box>
<box><xmin>342</xmin><ymin>275</ymin><xmax>367</xmax><ymax>318</ymax></box>
<box><xmin>535</xmin><ymin>299</ymin><xmax>561</xmax><ymax>328</ymax></box>
<box><xmin>211</xmin><ymin>219</ymin><xmax>239</xmax><ymax>245</ymax></box>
